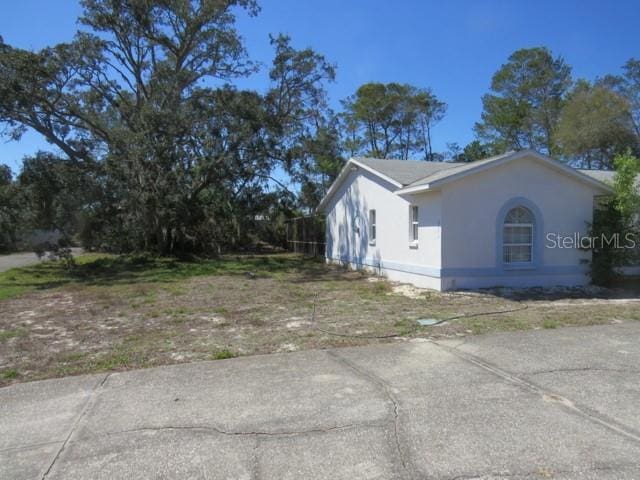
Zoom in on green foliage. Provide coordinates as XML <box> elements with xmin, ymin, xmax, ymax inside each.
<box><xmin>601</xmin><ymin>58</ymin><xmax>640</xmax><ymax>143</ymax></box>
<box><xmin>0</xmin><ymin>252</ymin><xmax>323</xmax><ymax>300</ymax></box>
<box><xmin>0</xmin><ymin>1</ymin><xmax>337</xmax><ymax>255</ymax></box>
<box><xmin>459</xmin><ymin>140</ymin><xmax>495</xmax><ymax>162</ymax></box>
<box><xmin>589</xmin><ymin>152</ymin><xmax>640</xmax><ymax>285</ymax></box>
<box><xmin>556</xmin><ymin>81</ymin><xmax>637</xmax><ymax>168</ymax></box>
<box><xmin>613</xmin><ymin>151</ymin><xmax>640</xmax><ymax>218</ymax></box>
<box><xmin>475</xmin><ymin>47</ymin><xmax>572</xmax><ymax>155</ymax></box>
<box><xmin>340</xmin><ymin>82</ymin><xmax>446</xmax><ymax>160</ymax></box>
<box><xmin>211</xmin><ymin>349</ymin><xmax>236</xmax><ymax>360</ymax></box>
<box><xmin>0</xmin><ymin>164</ymin><xmax>24</xmax><ymax>252</ymax></box>
<box><xmin>0</xmin><ymin>329</ymin><xmax>25</xmax><ymax>341</ymax></box>
<box><xmin>2</xmin><ymin>369</ymin><xmax>18</xmax><ymax>379</ymax></box>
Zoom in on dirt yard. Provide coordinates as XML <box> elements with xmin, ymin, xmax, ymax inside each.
<box><xmin>1</xmin><ymin>253</ymin><xmax>639</xmax><ymax>386</ymax></box>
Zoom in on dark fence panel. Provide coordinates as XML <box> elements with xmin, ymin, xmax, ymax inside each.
<box><xmin>286</xmin><ymin>215</ymin><xmax>326</xmax><ymax>257</ymax></box>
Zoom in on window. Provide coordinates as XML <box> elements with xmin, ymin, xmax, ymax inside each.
<box><xmin>410</xmin><ymin>205</ymin><xmax>419</xmax><ymax>243</ymax></box>
<box><xmin>369</xmin><ymin>209</ymin><xmax>376</xmax><ymax>245</ymax></box>
<box><xmin>503</xmin><ymin>206</ymin><xmax>533</xmax><ymax>265</ymax></box>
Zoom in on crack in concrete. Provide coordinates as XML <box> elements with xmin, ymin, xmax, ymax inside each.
<box><xmin>40</xmin><ymin>373</ymin><xmax>111</xmax><ymax>480</ymax></box>
<box><xmin>325</xmin><ymin>349</ymin><xmax>413</xmax><ymax>480</ymax></box>
<box><xmin>97</xmin><ymin>421</ymin><xmax>384</xmax><ymax>439</ymax></box>
<box><xmin>431</xmin><ymin>340</ymin><xmax>640</xmax><ymax>446</ymax></box>
<box><xmin>0</xmin><ymin>440</ymin><xmax>62</xmax><ymax>454</ymax></box>
<box><xmin>250</xmin><ymin>437</ymin><xmax>261</xmax><ymax>480</ymax></box>
<box><xmin>527</xmin><ymin>366</ymin><xmax>640</xmax><ymax>376</ymax></box>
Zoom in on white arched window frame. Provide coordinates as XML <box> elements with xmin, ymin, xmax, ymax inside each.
<box><xmin>503</xmin><ymin>206</ymin><xmax>534</xmax><ymax>265</ymax></box>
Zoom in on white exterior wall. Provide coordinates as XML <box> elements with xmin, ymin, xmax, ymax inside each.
<box><xmin>325</xmin><ymin>167</ymin><xmax>443</xmax><ymax>289</ymax></box>
<box><xmin>438</xmin><ymin>156</ymin><xmax>597</xmax><ymax>290</ymax></box>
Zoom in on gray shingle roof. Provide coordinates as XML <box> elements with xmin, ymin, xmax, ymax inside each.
<box><xmin>579</xmin><ymin>169</ymin><xmax>640</xmax><ymax>190</ymax></box>
<box><xmin>404</xmin><ymin>151</ymin><xmax>516</xmax><ymax>188</ymax></box>
<box><xmin>354</xmin><ymin>152</ymin><xmax>516</xmax><ymax>187</ymax></box>
<box><xmin>354</xmin><ymin>157</ymin><xmax>462</xmax><ymax>186</ymax></box>
<box><xmin>578</xmin><ymin>169</ymin><xmax>615</xmax><ymax>184</ymax></box>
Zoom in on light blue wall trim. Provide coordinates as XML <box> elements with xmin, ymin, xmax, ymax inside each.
<box><xmin>442</xmin><ymin>265</ymin><xmax>588</xmax><ymax>277</ymax></box>
<box><xmin>328</xmin><ymin>255</ymin><xmax>587</xmax><ymax>280</ymax></box>
<box><xmin>495</xmin><ymin>197</ymin><xmax>544</xmax><ymax>271</ymax></box>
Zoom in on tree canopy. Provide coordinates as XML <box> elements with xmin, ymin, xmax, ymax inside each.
<box><xmin>475</xmin><ymin>47</ymin><xmax>572</xmax><ymax>155</ymax></box>
<box><xmin>0</xmin><ymin>0</ymin><xmax>336</xmax><ymax>254</ymax></box>
<box><xmin>2</xmin><ymin>7</ymin><xmax>639</xmax><ymax>256</ymax></box>
<box><xmin>340</xmin><ymin>82</ymin><xmax>446</xmax><ymax>160</ymax></box>
<box><xmin>555</xmin><ymin>81</ymin><xmax>637</xmax><ymax>169</ymax></box>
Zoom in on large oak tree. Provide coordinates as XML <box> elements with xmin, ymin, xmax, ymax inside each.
<box><xmin>0</xmin><ymin>0</ymin><xmax>336</xmax><ymax>254</ymax></box>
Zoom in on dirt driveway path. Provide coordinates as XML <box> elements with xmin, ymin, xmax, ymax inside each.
<box><xmin>2</xmin><ymin>321</ymin><xmax>640</xmax><ymax>479</ymax></box>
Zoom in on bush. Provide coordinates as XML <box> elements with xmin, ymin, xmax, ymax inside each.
<box><xmin>589</xmin><ymin>151</ymin><xmax>640</xmax><ymax>286</ymax></box>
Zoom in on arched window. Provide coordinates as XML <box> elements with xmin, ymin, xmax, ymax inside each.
<box><xmin>503</xmin><ymin>206</ymin><xmax>534</xmax><ymax>264</ymax></box>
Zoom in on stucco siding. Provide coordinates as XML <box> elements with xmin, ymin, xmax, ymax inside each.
<box><xmin>325</xmin><ymin>167</ymin><xmax>443</xmax><ymax>289</ymax></box>
<box><xmin>439</xmin><ymin>156</ymin><xmax>596</xmax><ymax>289</ymax></box>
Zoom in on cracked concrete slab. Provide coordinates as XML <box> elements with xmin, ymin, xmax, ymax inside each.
<box><xmin>333</xmin><ymin>339</ymin><xmax>640</xmax><ymax>479</ymax></box>
<box><xmin>439</xmin><ymin>322</ymin><xmax>640</xmax><ymax>438</ymax></box>
<box><xmin>257</xmin><ymin>425</ymin><xmax>398</xmax><ymax>480</ymax></box>
<box><xmin>0</xmin><ymin>443</ymin><xmax>62</xmax><ymax>480</ymax></box>
<box><xmin>530</xmin><ymin>370</ymin><xmax>640</xmax><ymax>433</ymax></box>
<box><xmin>75</xmin><ymin>350</ymin><xmax>390</xmax><ymax>439</ymax></box>
<box><xmin>45</xmin><ymin>429</ymin><xmax>256</xmax><ymax>480</ymax></box>
<box><xmin>2</xmin><ymin>323</ymin><xmax>640</xmax><ymax>479</ymax></box>
<box><xmin>438</xmin><ymin>322</ymin><xmax>640</xmax><ymax>375</ymax></box>
<box><xmin>0</xmin><ymin>374</ymin><xmax>102</xmax><ymax>450</ymax></box>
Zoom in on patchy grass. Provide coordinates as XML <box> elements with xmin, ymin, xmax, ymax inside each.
<box><xmin>0</xmin><ymin>329</ymin><xmax>26</xmax><ymax>341</ymax></box>
<box><xmin>0</xmin><ymin>253</ymin><xmax>324</xmax><ymax>301</ymax></box>
<box><xmin>211</xmin><ymin>349</ymin><xmax>237</xmax><ymax>360</ymax></box>
<box><xmin>1</xmin><ymin>252</ymin><xmax>639</xmax><ymax>386</ymax></box>
<box><xmin>2</xmin><ymin>369</ymin><xmax>18</xmax><ymax>379</ymax></box>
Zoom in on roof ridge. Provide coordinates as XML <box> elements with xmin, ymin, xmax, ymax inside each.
<box><xmin>353</xmin><ymin>156</ymin><xmax>464</xmax><ymax>164</ymax></box>
<box><xmin>405</xmin><ymin>150</ymin><xmax>517</xmax><ymax>188</ymax></box>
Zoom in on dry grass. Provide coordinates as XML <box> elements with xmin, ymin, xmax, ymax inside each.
<box><xmin>1</xmin><ymin>253</ymin><xmax>639</xmax><ymax>386</ymax></box>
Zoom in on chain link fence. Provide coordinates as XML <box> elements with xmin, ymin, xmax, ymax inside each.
<box><xmin>285</xmin><ymin>215</ymin><xmax>326</xmax><ymax>257</ymax></box>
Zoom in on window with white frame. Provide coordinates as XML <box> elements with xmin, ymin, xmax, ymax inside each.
<box><xmin>369</xmin><ymin>209</ymin><xmax>376</xmax><ymax>244</ymax></box>
<box><xmin>503</xmin><ymin>206</ymin><xmax>533</xmax><ymax>264</ymax></box>
<box><xmin>409</xmin><ymin>205</ymin><xmax>419</xmax><ymax>243</ymax></box>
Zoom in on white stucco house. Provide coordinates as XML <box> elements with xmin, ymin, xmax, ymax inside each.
<box><xmin>317</xmin><ymin>150</ymin><xmax>625</xmax><ymax>291</ymax></box>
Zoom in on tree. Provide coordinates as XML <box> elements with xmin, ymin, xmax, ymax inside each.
<box><xmin>18</xmin><ymin>152</ymin><xmax>102</xmax><ymax>240</ymax></box>
<box><xmin>413</xmin><ymin>89</ymin><xmax>446</xmax><ymax>160</ymax></box>
<box><xmin>555</xmin><ymin>81</ymin><xmax>637</xmax><ymax>168</ymax></box>
<box><xmin>340</xmin><ymin>82</ymin><xmax>446</xmax><ymax>160</ymax></box>
<box><xmin>0</xmin><ymin>1</ymin><xmax>336</xmax><ymax>255</ymax></box>
<box><xmin>601</xmin><ymin>58</ymin><xmax>640</xmax><ymax>142</ymax></box>
<box><xmin>458</xmin><ymin>140</ymin><xmax>494</xmax><ymax>162</ymax></box>
<box><xmin>612</xmin><ymin>150</ymin><xmax>640</xmax><ymax>220</ymax></box>
<box><xmin>589</xmin><ymin>151</ymin><xmax>640</xmax><ymax>285</ymax></box>
<box><xmin>0</xmin><ymin>164</ymin><xmax>23</xmax><ymax>252</ymax></box>
<box><xmin>265</xmin><ymin>34</ymin><xmax>341</xmax><ymax>211</ymax></box>
<box><xmin>475</xmin><ymin>47</ymin><xmax>572</xmax><ymax>154</ymax></box>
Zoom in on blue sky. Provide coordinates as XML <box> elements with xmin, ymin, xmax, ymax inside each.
<box><xmin>1</xmin><ymin>0</ymin><xmax>639</xmax><ymax>173</ymax></box>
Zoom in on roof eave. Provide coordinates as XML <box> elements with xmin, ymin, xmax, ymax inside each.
<box><xmin>316</xmin><ymin>158</ymin><xmax>403</xmax><ymax>213</ymax></box>
<box><xmin>395</xmin><ymin>184</ymin><xmax>433</xmax><ymax>195</ymax></box>
<box><xmin>397</xmin><ymin>150</ymin><xmax>615</xmax><ymax>195</ymax></box>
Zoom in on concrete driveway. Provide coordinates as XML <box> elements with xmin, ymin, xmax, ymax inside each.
<box><xmin>2</xmin><ymin>322</ymin><xmax>640</xmax><ymax>480</ymax></box>
<box><xmin>0</xmin><ymin>252</ymin><xmax>44</xmax><ymax>273</ymax></box>
<box><xmin>0</xmin><ymin>249</ymin><xmax>83</xmax><ymax>273</ymax></box>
